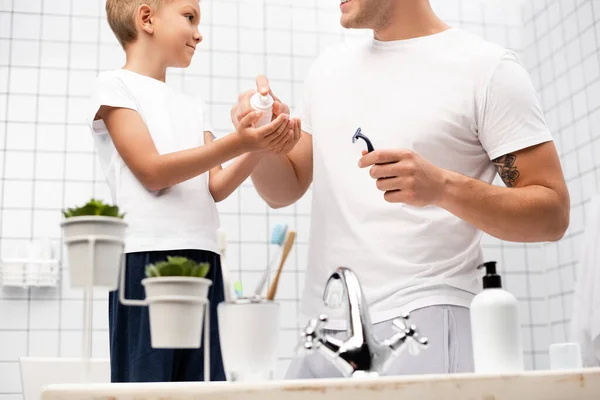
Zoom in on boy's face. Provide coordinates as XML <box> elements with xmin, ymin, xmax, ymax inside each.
<box><xmin>152</xmin><ymin>0</ymin><xmax>202</xmax><ymax>68</ymax></box>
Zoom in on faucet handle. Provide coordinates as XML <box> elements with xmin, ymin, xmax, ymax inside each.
<box><xmin>301</xmin><ymin>314</ymin><xmax>328</xmax><ymax>350</ymax></box>
<box><xmin>299</xmin><ymin>314</ymin><xmax>355</xmax><ymax>377</ymax></box>
<box><xmin>389</xmin><ymin>313</ymin><xmax>428</xmax><ymax>355</ymax></box>
<box><xmin>303</xmin><ymin>314</ymin><xmax>327</xmax><ymax>336</ymax></box>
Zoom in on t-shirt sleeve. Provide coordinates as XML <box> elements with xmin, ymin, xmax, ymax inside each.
<box><xmin>200</xmin><ymin>99</ymin><xmax>215</xmax><ymax>138</ymax></box>
<box><xmin>293</xmin><ymin>68</ymin><xmax>314</xmax><ymax>135</ymax></box>
<box><xmin>88</xmin><ymin>74</ymin><xmax>138</xmax><ymax>134</ymax></box>
<box><xmin>477</xmin><ymin>51</ymin><xmax>553</xmax><ymax>161</ymax></box>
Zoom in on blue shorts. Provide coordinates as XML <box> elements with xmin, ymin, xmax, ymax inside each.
<box><xmin>108</xmin><ymin>249</ymin><xmax>227</xmax><ymax>382</ymax></box>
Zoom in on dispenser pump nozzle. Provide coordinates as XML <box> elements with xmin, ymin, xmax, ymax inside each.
<box><xmin>477</xmin><ymin>261</ymin><xmax>502</xmax><ymax>289</ymax></box>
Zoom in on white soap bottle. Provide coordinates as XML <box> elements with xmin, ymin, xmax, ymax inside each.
<box><xmin>470</xmin><ymin>261</ymin><xmax>524</xmax><ymax>373</ymax></box>
<box><xmin>250</xmin><ymin>92</ymin><xmax>274</xmax><ymax>128</ymax></box>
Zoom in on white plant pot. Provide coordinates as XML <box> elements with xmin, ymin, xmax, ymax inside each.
<box><xmin>142</xmin><ymin>277</ymin><xmax>212</xmax><ymax>349</ymax></box>
<box><xmin>61</xmin><ymin>216</ymin><xmax>127</xmax><ymax>290</ymax></box>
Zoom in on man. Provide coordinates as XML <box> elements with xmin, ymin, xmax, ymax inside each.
<box><xmin>233</xmin><ymin>0</ymin><xmax>570</xmax><ymax>377</ymax></box>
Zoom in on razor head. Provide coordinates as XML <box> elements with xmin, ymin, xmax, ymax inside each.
<box><xmin>352</xmin><ymin>127</ymin><xmax>374</xmax><ymax>153</ymax></box>
<box><xmin>352</xmin><ymin>127</ymin><xmax>362</xmax><ymax>143</ymax></box>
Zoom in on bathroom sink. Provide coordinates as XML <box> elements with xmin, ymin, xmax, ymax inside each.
<box><xmin>42</xmin><ymin>367</ymin><xmax>600</xmax><ymax>400</ymax></box>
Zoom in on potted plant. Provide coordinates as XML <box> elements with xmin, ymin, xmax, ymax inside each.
<box><xmin>61</xmin><ymin>199</ymin><xmax>127</xmax><ymax>290</ymax></box>
<box><xmin>120</xmin><ymin>256</ymin><xmax>212</xmax><ymax>348</ymax></box>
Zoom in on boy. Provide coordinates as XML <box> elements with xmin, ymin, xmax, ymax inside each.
<box><xmin>87</xmin><ymin>0</ymin><xmax>301</xmax><ymax>382</ymax></box>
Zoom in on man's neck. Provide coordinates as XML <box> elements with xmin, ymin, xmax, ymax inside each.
<box><xmin>373</xmin><ymin>1</ymin><xmax>450</xmax><ymax>42</ymax></box>
<box><xmin>123</xmin><ymin>42</ymin><xmax>167</xmax><ymax>82</ymax></box>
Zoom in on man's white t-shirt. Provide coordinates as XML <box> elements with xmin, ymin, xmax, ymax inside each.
<box><xmin>87</xmin><ymin>69</ymin><xmax>220</xmax><ymax>254</ymax></box>
<box><xmin>296</xmin><ymin>28</ymin><xmax>553</xmax><ymax>329</ymax></box>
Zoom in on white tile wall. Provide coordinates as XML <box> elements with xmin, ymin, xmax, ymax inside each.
<box><xmin>1</xmin><ymin>0</ymin><xmax>588</xmax><ymax>396</ymax></box>
<box><xmin>521</xmin><ymin>0</ymin><xmax>600</xmax><ymax>360</ymax></box>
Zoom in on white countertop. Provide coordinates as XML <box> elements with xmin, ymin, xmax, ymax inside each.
<box><xmin>42</xmin><ymin>367</ymin><xmax>600</xmax><ymax>400</ymax></box>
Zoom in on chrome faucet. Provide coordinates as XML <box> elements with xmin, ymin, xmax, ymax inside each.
<box><xmin>301</xmin><ymin>267</ymin><xmax>428</xmax><ymax>377</ymax></box>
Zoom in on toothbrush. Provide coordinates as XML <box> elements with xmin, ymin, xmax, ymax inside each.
<box><xmin>217</xmin><ymin>228</ymin><xmax>234</xmax><ymax>302</ymax></box>
<box><xmin>253</xmin><ymin>223</ymin><xmax>288</xmax><ymax>297</ymax></box>
<box><xmin>266</xmin><ymin>230</ymin><xmax>297</xmax><ymax>301</ymax></box>
<box><xmin>352</xmin><ymin>127</ymin><xmax>374</xmax><ymax>153</ymax></box>
<box><xmin>233</xmin><ymin>280</ymin><xmax>243</xmax><ymax>298</ymax></box>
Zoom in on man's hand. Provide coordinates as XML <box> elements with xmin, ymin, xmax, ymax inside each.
<box><xmin>231</xmin><ymin>75</ymin><xmax>291</xmax><ymax>129</ymax></box>
<box><xmin>231</xmin><ymin>75</ymin><xmax>300</xmax><ymax>154</ymax></box>
<box><xmin>272</xmin><ymin>116</ymin><xmax>301</xmax><ymax>155</ymax></box>
<box><xmin>358</xmin><ymin>149</ymin><xmax>448</xmax><ymax>207</ymax></box>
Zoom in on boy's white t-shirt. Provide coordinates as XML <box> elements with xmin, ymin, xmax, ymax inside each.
<box><xmin>87</xmin><ymin>69</ymin><xmax>220</xmax><ymax>254</ymax></box>
<box><xmin>295</xmin><ymin>28</ymin><xmax>554</xmax><ymax>328</ymax></box>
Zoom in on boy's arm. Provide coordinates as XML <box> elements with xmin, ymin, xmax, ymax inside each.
<box><xmin>206</xmin><ymin>115</ymin><xmax>300</xmax><ymax>202</ymax></box>
<box><xmin>205</xmin><ymin>132</ymin><xmax>264</xmax><ymax>202</ymax></box>
<box><xmin>99</xmin><ymin>106</ymin><xmax>289</xmax><ymax>191</ymax></box>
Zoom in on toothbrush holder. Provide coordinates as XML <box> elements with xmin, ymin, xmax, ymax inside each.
<box><xmin>217</xmin><ymin>298</ymin><xmax>280</xmax><ymax>382</ymax></box>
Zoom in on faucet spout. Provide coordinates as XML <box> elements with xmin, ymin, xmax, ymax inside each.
<box><xmin>301</xmin><ymin>266</ymin><xmax>429</xmax><ymax>377</ymax></box>
<box><xmin>323</xmin><ymin>267</ymin><xmax>373</xmax><ymax>346</ymax></box>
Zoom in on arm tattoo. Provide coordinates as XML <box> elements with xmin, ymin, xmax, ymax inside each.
<box><xmin>492</xmin><ymin>154</ymin><xmax>520</xmax><ymax>187</ymax></box>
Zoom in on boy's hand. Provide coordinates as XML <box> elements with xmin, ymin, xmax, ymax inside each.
<box><xmin>231</xmin><ymin>75</ymin><xmax>291</xmax><ymax>130</ymax></box>
<box><xmin>270</xmin><ymin>117</ymin><xmax>302</xmax><ymax>155</ymax></box>
<box><xmin>237</xmin><ymin>110</ymin><xmax>294</xmax><ymax>152</ymax></box>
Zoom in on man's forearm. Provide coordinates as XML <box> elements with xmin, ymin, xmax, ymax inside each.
<box><xmin>437</xmin><ymin>170</ymin><xmax>569</xmax><ymax>242</ymax></box>
<box><xmin>209</xmin><ymin>152</ymin><xmax>264</xmax><ymax>202</ymax></box>
<box><xmin>251</xmin><ymin>154</ymin><xmax>305</xmax><ymax>208</ymax></box>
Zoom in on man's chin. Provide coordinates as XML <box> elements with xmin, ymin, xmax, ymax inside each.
<box><xmin>340</xmin><ymin>14</ymin><xmax>367</xmax><ymax>29</ymax></box>
<box><xmin>340</xmin><ymin>15</ymin><xmax>355</xmax><ymax>29</ymax></box>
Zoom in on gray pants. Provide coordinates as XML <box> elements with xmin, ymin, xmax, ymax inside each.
<box><xmin>285</xmin><ymin>305</ymin><xmax>474</xmax><ymax>379</ymax></box>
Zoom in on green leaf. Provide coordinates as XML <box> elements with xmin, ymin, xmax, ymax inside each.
<box><xmin>62</xmin><ymin>198</ymin><xmax>124</xmax><ymax>219</ymax></box>
<box><xmin>156</xmin><ymin>263</ymin><xmax>184</xmax><ymax>277</ymax></box>
<box><xmin>182</xmin><ymin>260</ymin><xmax>195</xmax><ymax>276</ymax></box>
<box><xmin>144</xmin><ymin>257</ymin><xmax>210</xmax><ymax>278</ymax></box>
<box><xmin>78</xmin><ymin>204</ymin><xmax>99</xmax><ymax>216</ymax></box>
<box><xmin>193</xmin><ymin>262</ymin><xmax>210</xmax><ymax>278</ymax></box>
<box><xmin>166</xmin><ymin>256</ymin><xmax>189</xmax><ymax>267</ymax></box>
<box><xmin>102</xmin><ymin>205</ymin><xmax>120</xmax><ymax>217</ymax></box>
<box><xmin>153</xmin><ymin>261</ymin><xmax>169</xmax><ymax>269</ymax></box>
<box><xmin>145</xmin><ymin>264</ymin><xmax>160</xmax><ymax>278</ymax></box>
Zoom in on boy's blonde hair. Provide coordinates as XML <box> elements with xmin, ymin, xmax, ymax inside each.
<box><xmin>105</xmin><ymin>0</ymin><xmax>167</xmax><ymax>48</ymax></box>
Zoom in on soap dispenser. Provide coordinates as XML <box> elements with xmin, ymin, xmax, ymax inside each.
<box><xmin>250</xmin><ymin>92</ymin><xmax>274</xmax><ymax>128</ymax></box>
<box><xmin>470</xmin><ymin>261</ymin><xmax>524</xmax><ymax>373</ymax></box>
